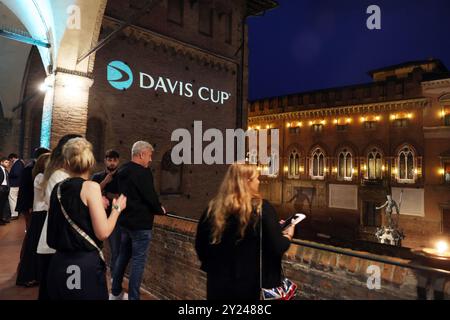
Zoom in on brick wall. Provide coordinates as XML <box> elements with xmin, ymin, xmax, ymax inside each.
<box><xmin>107</xmin><ymin>216</ymin><xmax>450</xmax><ymax>300</ymax></box>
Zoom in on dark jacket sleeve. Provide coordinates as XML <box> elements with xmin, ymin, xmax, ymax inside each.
<box><xmin>16</xmin><ymin>164</ymin><xmax>34</xmax><ymax>212</ymax></box>
<box><xmin>195</xmin><ymin>210</ymin><xmax>211</xmax><ymax>271</ymax></box>
<box><xmin>136</xmin><ymin>169</ymin><xmax>164</xmax><ymax>215</ymax></box>
<box><xmin>262</xmin><ymin>200</ymin><xmax>291</xmax><ymax>257</ymax></box>
<box><xmin>0</xmin><ymin>169</ymin><xmax>4</xmax><ymax>186</ymax></box>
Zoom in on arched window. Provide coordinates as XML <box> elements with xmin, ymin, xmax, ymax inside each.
<box><xmin>288</xmin><ymin>150</ymin><xmax>300</xmax><ymax>178</ymax></box>
<box><xmin>367</xmin><ymin>148</ymin><xmax>383</xmax><ymax>179</ymax></box>
<box><xmin>397</xmin><ymin>145</ymin><xmax>415</xmax><ymax>183</ymax></box>
<box><xmin>338</xmin><ymin>148</ymin><xmax>353</xmax><ymax>180</ymax></box>
<box><xmin>311</xmin><ymin>148</ymin><xmax>326</xmax><ymax>179</ymax></box>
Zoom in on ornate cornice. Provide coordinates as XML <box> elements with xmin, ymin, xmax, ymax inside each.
<box><xmin>421</xmin><ymin>78</ymin><xmax>450</xmax><ymax>88</ymax></box>
<box><xmin>102</xmin><ymin>16</ymin><xmax>238</xmax><ymax>74</ymax></box>
<box><xmin>248</xmin><ymin>98</ymin><xmax>429</xmax><ymax>123</ymax></box>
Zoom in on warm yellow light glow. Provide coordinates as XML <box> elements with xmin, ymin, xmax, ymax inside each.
<box><xmin>390</xmin><ymin>114</ymin><xmax>397</xmax><ymax>121</ymax></box>
<box><xmin>324</xmin><ymin>168</ymin><xmax>329</xmax><ymax>173</ymax></box>
<box><xmin>256</xmin><ymin>125</ymin><xmax>261</xmax><ymax>130</ymax></box>
<box><xmin>360</xmin><ymin>117</ymin><xmax>366</xmax><ymax>123</ymax></box>
<box><xmin>362</xmin><ymin>165</ymin><xmax>367</xmax><ymax>171</ymax></box>
<box><xmin>436</xmin><ymin>241</ymin><xmax>449</xmax><ymax>255</ymax></box>
<box><xmin>346</xmin><ymin>118</ymin><xmax>352</xmax><ymax>124</ymax></box>
<box><xmin>441</xmin><ymin>110</ymin><xmax>447</xmax><ymax>118</ymax></box>
<box><xmin>266</xmin><ymin>125</ymin><xmax>270</xmax><ymax>129</ymax></box>
<box><xmin>382</xmin><ymin>165</ymin><xmax>386</xmax><ymax>172</ymax></box>
<box><xmin>309</xmin><ymin>121</ymin><xmax>313</xmax><ymax>126</ymax></box>
<box><xmin>298</xmin><ymin>122</ymin><xmax>302</xmax><ymax>127</ymax></box>
<box><xmin>407</xmin><ymin>113</ymin><xmax>413</xmax><ymax>119</ymax></box>
<box><xmin>393</xmin><ymin>168</ymin><xmax>398</xmax><ymax>175</ymax></box>
<box><xmin>299</xmin><ymin>166</ymin><xmax>305</xmax><ymax>173</ymax></box>
<box><xmin>375</xmin><ymin>116</ymin><xmax>381</xmax><ymax>121</ymax></box>
<box><xmin>353</xmin><ymin>168</ymin><xmax>358</xmax><ymax>175</ymax></box>
<box><xmin>286</xmin><ymin>123</ymin><xmax>291</xmax><ymax>128</ymax></box>
<box><xmin>321</xmin><ymin>120</ymin><xmax>326</xmax><ymax>125</ymax></box>
<box><xmin>333</xmin><ymin>167</ymin><xmax>338</xmax><ymax>173</ymax></box>
<box><xmin>334</xmin><ymin>119</ymin><xmax>339</xmax><ymax>124</ymax></box>
<box><xmin>439</xmin><ymin>168</ymin><xmax>445</xmax><ymax>175</ymax></box>
<box><xmin>284</xmin><ymin>166</ymin><xmax>289</xmax><ymax>173</ymax></box>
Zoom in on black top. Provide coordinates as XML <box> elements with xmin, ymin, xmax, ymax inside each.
<box><xmin>91</xmin><ymin>170</ymin><xmax>119</xmax><ymax>195</ymax></box>
<box><xmin>15</xmin><ymin>161</ymin><xmax>35</xmax><ymax>213</ymax></box>
<box><xmin>47</xmin><ymin>177</ymin><xmax>102</xmax><ymax>252</ymax></box>
<box><xmin>195</xmin><ymin>200</ymin><xmax>290</xmax><ymax>290</ymax></box>
<box><xmin>9</xmin><ymin>159</ymin><xmax>24</xmax><ymax>187</ymax></box>
<box><xmin>116</xmin><ymin>162</ymin><xmax>164</xmax><ymax>230</ymax></box>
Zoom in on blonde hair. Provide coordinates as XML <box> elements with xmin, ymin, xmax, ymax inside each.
<box><xmin>207</xmin><ymin>163</ymin><xmax>262</xmax><ymax>244</ymax></box>
<box><xmin>62</xmin><ymin>138</ymin><xmax>96</xmax><ymax>175</ymax></box>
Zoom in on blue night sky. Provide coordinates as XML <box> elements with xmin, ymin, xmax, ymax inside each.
<box><xmin>247</xmin><ymin>0</ymin><xmax>450</xmax><ymax>101</ymax></box>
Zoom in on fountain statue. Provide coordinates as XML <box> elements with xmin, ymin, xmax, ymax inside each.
<box><xmin>375</xmin><ymin>190</ymin><xmax>405</xmax><ymax>246</ymax></box>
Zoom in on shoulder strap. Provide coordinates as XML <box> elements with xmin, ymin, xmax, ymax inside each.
<box><xmin>57</xmin><ymin>181</ymin><xmax>105</xmax><ymax>263</ymax></box>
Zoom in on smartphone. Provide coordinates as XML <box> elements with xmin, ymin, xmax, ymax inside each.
<box><xmin>280</xmin><ymin>213</ymin><xmax>306</xmax><ymax>230</ymax></box>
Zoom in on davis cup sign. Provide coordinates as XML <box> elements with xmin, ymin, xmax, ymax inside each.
<box><xmin>107</xmin><ymin>60</ymin><xmax>232</xmax><ymax>105</ymax></box>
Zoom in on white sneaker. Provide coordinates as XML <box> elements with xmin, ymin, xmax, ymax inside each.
<box><xmin>109</xmin><ymin>292</ymin><xmax>129</xmax><ymax>300</ymax></box>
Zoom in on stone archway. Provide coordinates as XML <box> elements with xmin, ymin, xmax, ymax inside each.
<box><xmin>1</xmin><ymin>0</ymin><xmax>108</xmax><ymax>149</ymax></box>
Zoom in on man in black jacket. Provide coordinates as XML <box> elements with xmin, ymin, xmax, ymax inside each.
<box><xmin>7</xmin><ymin>153</ymin><xmax>24</xmax><ymax>220</ymax></box>
<box><xmin>0</xmin><ymin>157</ymin><xmax>10</xmax><ymax>225</ymax></box>
<box><xmin>110</xmin><ymin>141</ymin><xmax>166</xmax><ymax>300</ymax></box>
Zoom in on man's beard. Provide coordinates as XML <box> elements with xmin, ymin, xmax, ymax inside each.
<box><xmin>106</xmin><ymin>166</ymin><xmax>117</xmax><ymax>172</ymax></box>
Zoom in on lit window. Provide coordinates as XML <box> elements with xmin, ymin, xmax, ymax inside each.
<box><xmin>445</xmin><ymin>114</ymin><xmax>450</xmax><ymax>126</ymax></box>
<box><xmin>443</xmin><ymin>161</ymin><xmax>450</xmax><ymax>185</ymax></box>
<box><xmin>311</xmin><ymin>148</ymin><xmax>326</xmax><ymax>179</ymax></box>
<box><xmin>338</xmin><ymin>149</ymin><xmax>353</xmax><ymax>181</ymax></box>
<box><xmin>393</xmin><ymin>118</ymin><xmax>409</xmax><ymax>128</ymax></box>
<box><xmin>367</xmin><ymin>149</ymin><xmax>383</xmax><ymax>179</ymax></box>
<box><xmin>397</xmin><ymin>146</ymin><xmax>416</xmax><ymax>183</ymax></box>
<box><xmin>312</xmin><ymin>124</ymin><xmax>323</xmax><ymax>133</ymax></box>
<box><xmin>288</xmin><ymin>150</ymin><xmax>300</xmax><ymax>178</ymax></box>
<box><xmin>364</xmin><ymin>121</ymin><xmax>377</xmax><ymax>130</ymax></box>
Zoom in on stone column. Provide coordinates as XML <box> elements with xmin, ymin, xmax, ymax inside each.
<box><xmin>40</xmin><ymin>70</ymin><xmax>93</xmax><ymax>149</ymax></box>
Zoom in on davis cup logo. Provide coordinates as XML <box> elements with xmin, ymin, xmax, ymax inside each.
<box><xmin>107</xmin><ymin>61</ymin><xmax>133</xmax><ymax>90</ymax></box>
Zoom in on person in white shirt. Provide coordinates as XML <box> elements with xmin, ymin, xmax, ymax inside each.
<box><xmin>16</xmin><ymin>153</ymin><xmax>51</xmax><ymax>287</ymax></box>
<box><xmin>0</xmin><ymin>157</ymin><xmax>10</xmax><ymax>225</ymax></box>
<box><xmin>36</xmin><ymin>134</ymin><xmax>81</xmax><ymax>300</ymax></box>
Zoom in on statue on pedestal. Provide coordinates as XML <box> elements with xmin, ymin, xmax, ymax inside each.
<box><xmin>375</xmin><ymin>191</ymin><xmax>405</xmax><ymax>246</ymax></box>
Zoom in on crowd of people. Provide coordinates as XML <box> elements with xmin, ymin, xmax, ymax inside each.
<box><xmin>0</xmin><ymin>135</ymin><xmax>297</xmax><ymax>301</ymax></box>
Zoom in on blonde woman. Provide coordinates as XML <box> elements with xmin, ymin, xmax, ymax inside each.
<box><xmin>46</xmin><ymin>138</ymin><xmax>127</xmax><ymax>300</ymax></box>
<box><xmin>195</xmin><ymin>164</ymin><xmax>295</xmax><ymax>300</ymax></box>
<box><xmin>36</xmin><ymin>134</ymin><xmax>81</xmax><ymax>300</ymax></box>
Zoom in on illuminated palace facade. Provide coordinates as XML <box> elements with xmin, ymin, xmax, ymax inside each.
<box><xmin>248</xmin><ymin>60</ymin><xmax>450</xmax><ymax>248</ymax></box>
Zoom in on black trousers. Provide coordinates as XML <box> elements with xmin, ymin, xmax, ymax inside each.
<box><xmin>0</xmin><ymin>186</ymin><xmax>9</xmax><ymax>221</ymax></box>
<box><xmin>16</xmin><ymin>212</ymin><xmax>47</xmax><ymax>286</ymax></box>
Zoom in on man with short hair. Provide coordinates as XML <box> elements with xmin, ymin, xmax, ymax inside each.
<box><xmin>111</xmin><ymin>141</ymin><xmax>166</xmax><ymax>300</ymax></box>
<box><xmin>7</xmin><ymin>153</ymin><xmax>24</xmax><ymax>220</ymax></box>
<box><xmin>92</xmin><ymin>149</ymin><xmax>121</xmax><ymax>278</ymax></box>
<box><xmin>0</xmin><ymin>157</ymin><xmax>10</xmax><ymax>225</ymax></box>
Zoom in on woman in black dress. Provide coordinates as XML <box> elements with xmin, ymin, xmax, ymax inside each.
<box><xmin>195</xmin><ymin>164</ymin><xmax>296</xmax><ymax>300</ymax></box>
<box><xmin>16</xmin><ymin>153</ymin><xmax>50</xmax><ymax>287</ymax></box>
<box><xmin>46</xmin><ymin>138</ymin><xmax>127</xmax><ymax>300</ymax></box>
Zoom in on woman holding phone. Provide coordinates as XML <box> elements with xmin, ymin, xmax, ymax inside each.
<box><xmin>195</xmin><ymin>163</ymin><xmax>296</xmax><ymax>300</ymax></box>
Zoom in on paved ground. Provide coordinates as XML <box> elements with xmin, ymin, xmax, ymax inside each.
<box><xmin>0</xmin><ymin>215</ymin><xmax>156</xmax><ymax>300</ymax></box>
